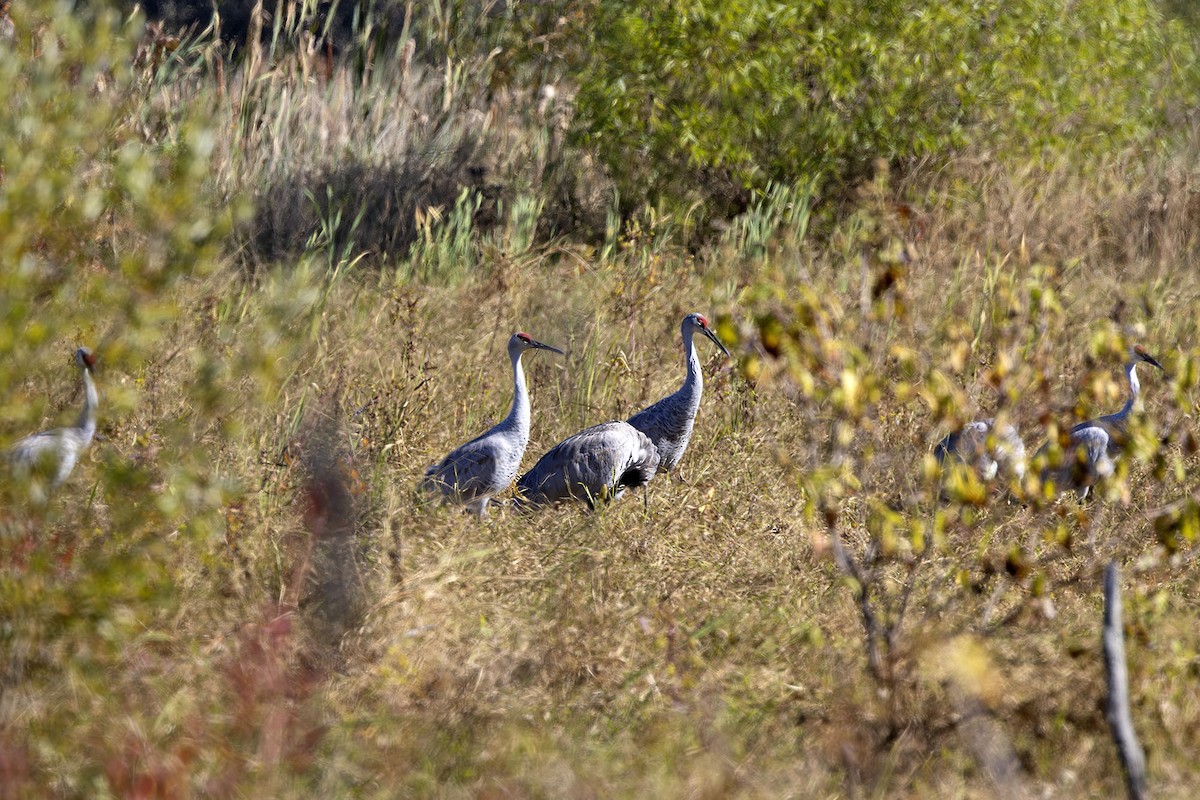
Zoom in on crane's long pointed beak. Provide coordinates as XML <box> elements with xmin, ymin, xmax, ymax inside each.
<box><xmin>532</xmin><ymin>340</ymin><xmax>565</xmax><ymax>356</ymax></box>
<box><xmin>702</xmin><ymin>326</ymin><xmax>731</xmax><ymax>359</ymax></box>
<box><xmin>1141</xmin><ymin>352</ymin><xmax>1164</xmax><ymax>370</ymax></box>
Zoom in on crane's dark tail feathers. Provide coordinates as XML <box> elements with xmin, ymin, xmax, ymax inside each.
<box><xmin>933</xmin><ymin>435</ymin><xmax>951</xmax><ymax>465</ymax></box>
<box><xmin>619</xmin><ymin>462</ymin><xmax>657</xmax><ymax>492</ymax></box>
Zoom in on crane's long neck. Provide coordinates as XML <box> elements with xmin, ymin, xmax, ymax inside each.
<box><xmin>75</xmin><ymin>367</ymin><xmax>98</xmax><ymax>443</ymax></box>
<box><xmin>1116</xmin><ymin>360</ymin><xmax>1140</xmax><ymax>420</ymax></box>
<box><xmin>503</xmin><ymin>350</ymin><xmax>531</xmax><ymax>438</ymax></box>
<box><xmin>678</xmin><ymin>326</ymin><xmax>703</xmax><ymax>416</ymax></box>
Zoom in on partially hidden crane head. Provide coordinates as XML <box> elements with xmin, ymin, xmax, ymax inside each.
<box><xmin>509</xmin><ymin>332</ymin><xmax>565</xmax><ymax>358</ymax></box>
<box><xmin>684</xmin><ymin>313</ymin><xmax>731</xmax><ymax>359</ymax></box>
<box><xmin>1132</xmin><ymin>345</ymin><xmax>1164</xmax><ymax>371</ymax></box>
<box><xmin>75</xmin><ymin>347</ymin><xmax>97</xmax><ymax>373</ymax></box>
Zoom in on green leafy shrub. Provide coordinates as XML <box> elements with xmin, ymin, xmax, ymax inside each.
<box><xmin>570</xmin><ymin>0</ymin><xmax>1197</xmax><ymax>217</ymax></box>
<box><xmin>0</xmin><ymin>3</ymin><xmax>293</xmax><ymax>791</ymax></box>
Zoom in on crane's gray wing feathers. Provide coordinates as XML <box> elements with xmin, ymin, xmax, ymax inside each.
<box><xmin>1039</xmin><ymin>424</ymin><xmax>1114</xmax><ymax>497</ymax></box>
<box><xmin>1069</xmin><ymin>425</ymin><xmax>1115</xmax><ymax>477</ymax></box>
<box><xmin>9</xmin><ymin>428</ymin><xmax>84</xmax><ymax>487</ymax></box>
<box><xmin>9</xmin><ymin>428</ymin><xmax>86</xmax><ymax>508</ymax></box>
<box><xmin>627</xmin><ymin>393</ymin><xmax>695</xmax><ymax>472</ymax></box>
<box><xmin>936</xmin><ymin>420</ymin><xmax>989</xmax><ymax>461</ymax></box>
<box><xmin>9</xmin><ymin>430</ymin><xmax>60</xmax><ymax>466</ymax></box>
<box><xmin>990</xmin><ymin>422</ymin><xmax>1026</xmax><ymax>480</ymax></box>
<box><xmin>518</xmin><ymin>421</ymin><xmax>660</xmax><ymax>508</ymax></box>
<box><xmin>422</xmin><ymin>441</ymin><xmax>498</xmax><ymax>501</ymax></box>
<box><xmin>936</xmin><ymin>419</ymin><xmax>1024</xmax><ymax>482</ymax></box>
<box><xmin>1071</xmin><ymin>417</ymin><xmax>1125</xmax><ymax>456</ymax></box>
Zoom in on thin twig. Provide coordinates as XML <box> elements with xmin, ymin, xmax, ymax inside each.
<box><xmin>887</xmin><ymin>553</ymin><xmax>923</xmax><ymax>651</ymax></box>
<box><xmin>978</xmin><ymin>578</ymin><xmax>1007</xmax><ymax>632</ymax></box>
<box><xmin>1102</xmin><ymin>561</ymin><xmax>1147</xmax><ymax>800</ymax></box>
<box><xmin>829</xmin><ymin>526</ymin><xmax>884</xmax><ymax>681</ymax></box>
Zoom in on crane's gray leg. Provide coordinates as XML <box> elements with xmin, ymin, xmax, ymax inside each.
<box><xmin>642</xmin><ymin>485</ymin><xmax>649</xmax><ymax>513</ymax></box>
<box><xmin>470</xmin><ymin>497</ymin><xmax>490</xmax><ymax>519</ymax></box>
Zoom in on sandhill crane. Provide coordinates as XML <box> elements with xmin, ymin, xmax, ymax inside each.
<box><xmin>516</xmin><ymin>421</ymin><xmax>660</xmax><ymax>509</ymax></box>
<box><xmin>8</xmin><ymin>347</ymin><xmax>98</xmax><ymax>503</ymax></box>
<box><xmin>421</xmin><ymin>332</ymin><xmax>563</xmax><ymax>517</ymax></box>
<box><xmin>0</xmin><ymin>3</ymin><xmax>13</xmax><ymax>45</ymax></box>
<box><xmin>627</xmin><ymin>313</ymin><xmax>730</xmax><ymax>475</ymax></box>
<box><xmin>935</xmin><ymin>418</ymin><xmax>1026</xmax><ymax>483</ymax></box>
<box><xmin>1038</xmin><ymin>345</ymin><xmax>1164</xmax><ymax>499</ymax></box>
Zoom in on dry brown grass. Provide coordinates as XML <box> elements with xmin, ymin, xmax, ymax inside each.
<box><xmin>5</xmin><ymin>9</ymin><xmax>1200</xmax><ymax>795</ymax></box>
<box><xmin>13</xmin><ymin>152</ymin><xmax>1183</xmax><ymax>796</ymax></box>
<box><xmin>5</xmin><ymin>147</ymin><xmax>1200</xmax><ymax>796</ymax></box>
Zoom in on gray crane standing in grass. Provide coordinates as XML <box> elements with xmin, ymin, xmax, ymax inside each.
<box><xmin>8</xmin><ymin>347</ymin><xmax>98</xmax><ymax>503</ymax></box>
<box><xmin>0</xmin><ymin>3</ymin><xmax>13</xmax><ymax>45</ymax></box>
<box><xmin>935</xmin><ymin>418</ymin><xmax>1026</xmax><ymax>483</ymax></box>
<box><xmin>1038</xmin><ymin>345</ymin><xmax>1164</xmax><ymax>499</ymax></box>
<box><xmin>627</xmin><ymin>313</ymin><xmax>731</xmax><ymax>475</ymax></box>
<box><xmin>516</xmin><ymin>421</ymin><xmax>660</xmax><ymax>508</ymax></box>
<box><xmin>421</xmin><ymin>332</ymin><xmax>563</xmax><ymax>518</ymax></box>
<box><xmin>517</xmin><ymin>313</ymin><xmax>729</xmax><ymax>509</ymax></box>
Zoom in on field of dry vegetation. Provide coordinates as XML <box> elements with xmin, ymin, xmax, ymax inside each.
<box><xmin>3</xmin><ymin>2</ymin><xmax>1200</xmax><ymax>797</ymax></box>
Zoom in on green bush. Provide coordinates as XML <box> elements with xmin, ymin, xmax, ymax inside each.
<box><xmin>570</xmin><ymin>0</ymin><xmax>1196</xmax><ymax>217</ymax></box>
<box><xmin>0</xmin><ymin>3</ymin><xmax>286</xmax><ymax>791</ymax></box>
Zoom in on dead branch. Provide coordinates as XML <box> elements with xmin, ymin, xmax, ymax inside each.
<box><xmin>829</xmin><ymin>524</ymin><xmax>884</xmax><ymax>682</ymax></box>
<box><xmin>1102</xmin><ymin>561</ymin><xmax>1147</xmax><ymax>800</ymax></box>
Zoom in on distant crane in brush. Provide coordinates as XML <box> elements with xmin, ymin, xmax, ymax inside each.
<box><xmin>8</xmin><ymin>347</ymin><xmax>99</xmax><ymax>503</ymax></box>
<box><xmin>0</xmin><ymin>3</ymin><xmax>13</xmax><ymax>45</ymax></box>
<box><xmin>517</xmin><ymin>313</ymin><xmax>730</xmax><ymax>509</ymax></box>
<box><xmin>1038</xmin><ymin>345</ymin><xmax>1164</xmax><ymax>499</ymax></box>
<box><xmin>421</xmin><ymin>332</ymin><xmax>563</xmax><ymax>518</ymax></box>
<box><xmin>935</xmin><ymin>418</ymin><xmax>1026</xmax><ymax>484</ymax></box>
